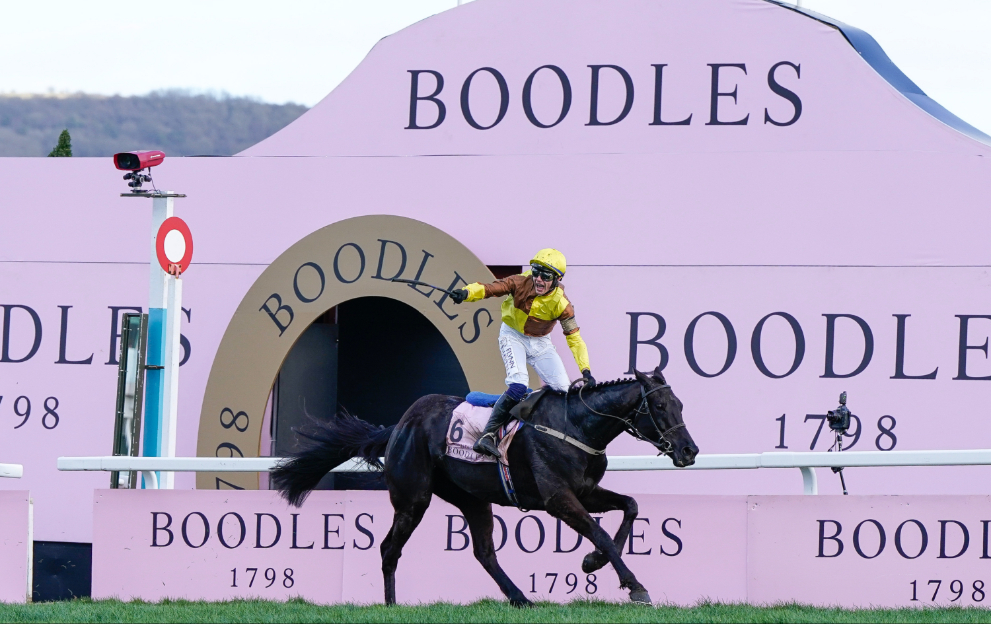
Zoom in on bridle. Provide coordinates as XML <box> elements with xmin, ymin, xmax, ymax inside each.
<box><xmin>576</xmin><ymin>381</ymin><xmax>685</xmax><ymax>455</ymax></box>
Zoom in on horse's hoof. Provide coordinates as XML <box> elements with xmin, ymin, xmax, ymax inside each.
<box><xmin>582</xmin><ymin>550</ymin><xmax>608</xmax><ymax>573</ymax></box>
<box><xmin>629</xmin><ymin>590</ymin><xmax>652</xmax><ymax>605</ymax></box>
<box><xmin>510</xmin><ymin>596</ymin><xmax>534</xmax><ymax>608</ymax></box>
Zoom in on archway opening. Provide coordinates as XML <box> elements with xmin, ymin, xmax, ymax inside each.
<box><xmin>269</xmin><ymin>296</ymin><xmax>469</xmax><ymax>489</ymax></box>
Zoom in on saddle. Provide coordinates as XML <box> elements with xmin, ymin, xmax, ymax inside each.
<box><xmin>444</xmin><ymin>391</ymin><xmax>547</xmax><ymax>462</ymax></box>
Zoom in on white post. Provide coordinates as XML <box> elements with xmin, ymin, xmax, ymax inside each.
<box><xmin>159</xmin><ymin>273</ymin><xmax>182</xmax><ymax>489</ymax></box>
<box><xmin>143</xmin><ymin>194</ymin><xmax>173</xmax><ymax>479</ymax></box>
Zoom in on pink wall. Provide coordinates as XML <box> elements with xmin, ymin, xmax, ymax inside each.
<box><xmin>0</xmin><ymin>491</ymin><xmax>30</xmax><ymax>604</ymax></box>
<box><xmin>3</xmin><ymin>0</ymin><xmax>991</xmax><ymax>543</ymax></box>
<box><xmin>93</xmin><ymin>489</ymin><xmax>991</xmax><ymax>607</ymax></box>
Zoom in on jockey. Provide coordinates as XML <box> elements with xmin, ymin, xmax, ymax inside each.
<box><xmin>451</xmin><ymin>248</ymin><xmax>594</xmax><ymax>459</ymax></box>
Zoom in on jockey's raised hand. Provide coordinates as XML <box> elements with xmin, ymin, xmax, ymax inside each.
<box><xmin>582</xmin><ymin>369</ymin><xmax>596</xmax><ymax>387</ymax></box>
<box><xmin>450</xmin><ymin>288</ymin><xmax>469</xmax><ymax>304</ymax></box>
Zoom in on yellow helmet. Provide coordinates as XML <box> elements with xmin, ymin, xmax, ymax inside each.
<box><xmin>530</xmin><ymin>248</ymin><xmax>566</xmax><ymax>278</ymax></box>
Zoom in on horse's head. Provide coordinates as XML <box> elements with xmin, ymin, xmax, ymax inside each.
<box><xmin>632</xmin><ymin>367</ymin><xmax>698</xmax><ymax>467</ymax></box>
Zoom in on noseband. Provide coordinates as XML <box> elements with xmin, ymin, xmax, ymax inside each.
<box><xmin>577</xmin><ymin>382</ymin><xmax>685</xmax><ymax>455</ymax></box>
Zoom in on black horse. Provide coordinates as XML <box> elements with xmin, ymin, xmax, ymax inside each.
<box><xmin>272</xmin><ymin>366</ymin><xmax>698</xmax><ymax>606</ymax></box>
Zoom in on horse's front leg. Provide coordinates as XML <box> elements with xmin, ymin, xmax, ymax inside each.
<box><xmin>542</xmin><ymin>486</ymin><xmax>651</xmax><ymax>604</ymax></box>
<box><xmin>577</xmin><ymin>486</ymin><xmax>639</xmax><ymax>574</ymax></box>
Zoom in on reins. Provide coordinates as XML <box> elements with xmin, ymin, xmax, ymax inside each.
<box><xmin>578</xmin><ymin>382</ymin><xmax>683</xmax><ymax>454</ymax></box>
<box><xmin>527</xmin><ymin>380</ymin><xmax>685</xmax><ymax>456</ymax></box>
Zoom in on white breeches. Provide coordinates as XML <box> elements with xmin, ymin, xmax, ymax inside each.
<box><xmin>498</xmin><ymin>323</ymin><xmax>571</xmax><ymax>392</ymax></box>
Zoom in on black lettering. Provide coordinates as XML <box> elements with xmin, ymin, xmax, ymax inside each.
<box><xmin>764</xmin><ymin>61</ymin><xmax>802</xmax><ymax>126</ymax></box>
<box><xmin>0</xmin><ymin>304</ymin><xmax>42</xmax><ymax>364</ymax></box>
<box><xmin>660</xmin><ymin>518</ymin><xmax>683</xmax><ymax>556</ymax></box>
<box><xmin>407</xmin><ymin>250</ymin><xmax>436</xmax><ymax>297</ymax></box>
<box><xmin>446</xmin><ymin>514</ymin><xmax>470</xmax><ymax>551</ymax></box>
<box><xmin>983</xmin><ymin>520</ymin><xmax>991</xmax><ymax>559</ymax></box>
<box><xmin>554</xmin><ymin>518</ymin><xmax>583</xmax><ymax>553</ymax></box>
<box><xmin>895</xmin><ymin>519</ymin><xmax>928</xmax><ymax>559</ymax></box>
<box><xmin>954</xmin><ymin>315</ymin><xmax>991</xmax><ymax>380</ymax></box>
<box><xmin>459</xmin><ymin>308</ymin><xmax>494</xmax><ymax>344</ymax></box>
<box><xmin>587</xmin><ymin>65</ymin><xmax>634</xmax><ymax>126</ymax></box>
<box><xmin>751</xmin><ymin>312</ymin><xmax>804</xmax><ymax>378</ymax></box>
<box><xmin>406</xmin><ymin>70</ymin><xmax>446</xmax><ymax>129</ymax></box>
<box><xmin>218</xmin><ymin>512</ymin><xmax>247</xmax><ymax>549</ymax></box>
<box><xmin>650</xmin><ymin>64</ymin><xmax>691</xmax><ymax>125</ymax></box>
<box><xmin>817</xmin><ymin>520</ymin><xmax>843</xmax><ymax>557</ymax></box>
<box><xmin>822</xmin><ymin>314</ymin><xmax>874</xmax><ymax>378</ymax></box>
<box><xmin>684</xmin><ymin>311</ymin><xmax>737</xmax><ymax>378</ymax></box>
<box><xmin>493</xmin><ymin>515</ymin><xmax>508</xmax><ymax>552</ymax></box>
<box><xmin>291</xmin><ymin>513</ymin><xmax>314</xmax><ymax>549</ymax></box>
<box><xmin>151</xmin><ymin>512</ymin><xmax>174</xmax><ymax>547</ymax></box>
<box><xmin>707</xmin><ymin>63</ymin><xmax>749</xmax><ymax>125</ymax></box>
<box><xmin>258</xmin><ymin>294</ymin><xmax>293</xmax><ymax>337</ymax></box>
<box><xmin>322</xmin><ymin>514</ymin><xmax>345</xmax><ymax>550</ymax></box>
<box><xmin>353</xmin><ymin>513</ymin><xmax>375</xmax><ymax>550</ymax></box>
<box><xmin>254</xmin><ymin>513</ymin><xmax>282</xmax><ymax>548</ymax></box>
<box><xmin>55</xmin><ymin>305</ymin><xmax>92</xmax><ymax>364</ymax></box>
<box><xmin>892</xmin><ymin>314</ymin><xmax>938</xmax><ymax>379</ymax></box>
<box><xmin>626</xmin><ymin>518</ymin><xmax>651</xmax><ymax>555</ymax></box>
<box><xmin>293</xmin><ymin>262</ymin><xmax>326</xmax><ymax>303</ymax></box>
<box><xmin>460</xmin><ymin>67</ymin><xmax>509</xmax><ymax>130</ymax></box>
<box><xmin>181</xmin><ymin>512</ymin><xmax>210</xmax><ymax>548</ymax></box>
<box><xmin>515</xmin><ymin>515</ymin><xmax>546</xmax><ymax>553</ymax></box>
<box><xmin>106</xmin><ymin>306</ymin><xmax>142</xmax><ymax>365</ymax></box>
<box><xmin>939</xmin><ymin>520</ymin><xmax>970</xmax><ymax>559</ymax></box>
<box><xmin>852</xmin><ymin>519</ymin><xmax>886</xmax><ymax>559</ymax></box>
<box><xmin>371</xmin><ymin>239</ymin><xmax>408</xmax><ymax>282</ymax></box>
<box><xmin>179</xmin><ymin>307</ymin><xmax>191</xmax><ymax>367</ymax></box>
<box><xmin>626</xmin><ymin>312</ymin><xmax>668</xmax><ymax>373</ymax></box>
<box><xmin>522</xmin><ymin>65</ymin><xmax>572</xmax><ymax>128</ymax></box>
<box><xmin>333</xmin><ymin>243</ymin><xmax>366</xmax><ymax>284</ymax></box>
<box><xmin>434</xmin><ymin>272</ymin><xmax>468</xmax><ymax>321</ymax></box>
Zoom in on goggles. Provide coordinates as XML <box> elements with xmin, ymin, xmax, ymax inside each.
<box><xmin>530</xmin><ymin>264</ymin><xmax>558</xmax><ymax>281</ymax></box>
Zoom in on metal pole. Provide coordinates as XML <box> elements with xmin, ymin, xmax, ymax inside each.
<box><xmin>142</xmin><ymin>194</ymin><xmax>173</xmax><ymax>486</ymax></box>
<box><xmin>159</xmin><ymin>273</ymin><xmax>182</xmax><ymax>489</ymax></box>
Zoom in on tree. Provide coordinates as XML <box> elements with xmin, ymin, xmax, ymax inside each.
<box><xmin>47</xmin><ymin>129</ymin><xmax>72</xmax><ymax>157</ymax></box>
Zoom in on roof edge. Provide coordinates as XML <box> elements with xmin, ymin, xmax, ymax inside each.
<box><xmin>764</xmin><ymin>0</ymin><xmax>991</xmax><ymax>146</ymax></box>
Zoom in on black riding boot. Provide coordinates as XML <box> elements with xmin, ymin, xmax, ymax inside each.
<box><xmin>473</xmin><ymin>393</ymin><xmax>520</xmax><ymax>460</ymax></box>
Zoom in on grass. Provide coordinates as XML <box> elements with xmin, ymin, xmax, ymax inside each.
<box><xmin>2</xmin><ymin>599</ymin><xmax>991</xmax><ymax>623</ymax></box>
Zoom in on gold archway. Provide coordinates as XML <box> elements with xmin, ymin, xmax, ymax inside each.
<box><xmin>195</xmin><ymin>215</ymin><xmax>505</xmax><ymax>489</ymax></box>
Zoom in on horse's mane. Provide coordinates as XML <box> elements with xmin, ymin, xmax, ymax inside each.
<box><xmin>542</xmin><ymin>377</ymin><xmax>640</xmax><ymax>396</ymax></box>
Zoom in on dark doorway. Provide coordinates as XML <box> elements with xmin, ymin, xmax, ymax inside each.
<box><xmin>272</xmin><ymin>296</ymin><xmax>470</xmax><ymax>489</ymax></box>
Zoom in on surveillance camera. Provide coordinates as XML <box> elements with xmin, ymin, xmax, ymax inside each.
<box><xmin>114</xmin><ymin>151</ymin><xmax>165</xmax><ymax>171</ymax></box>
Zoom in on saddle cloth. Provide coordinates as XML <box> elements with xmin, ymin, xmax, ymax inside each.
<box><xmin>445</xmin><ymin>402</ymin><xmax>522</xmax><ymax>465</ymax></box>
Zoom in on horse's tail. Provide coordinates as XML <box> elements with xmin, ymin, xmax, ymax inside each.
<box><xmin>271</xmin><ymin>411</ymin><xmax>394</xmax><ymax>507</ymax></box>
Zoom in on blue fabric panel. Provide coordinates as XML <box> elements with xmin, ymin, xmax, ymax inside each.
<box><xmin>466</xmin><ymin>392</ymin><xmax>501</xmax><ymax>407</ymax></box>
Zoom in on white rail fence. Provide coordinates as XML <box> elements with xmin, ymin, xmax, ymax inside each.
<box><xmin>0</xmin><ymin>463</ymin><xmax>23</xmax><ymax>479</ymax></box>
<box><xmin>57</xmin><ymin>449</ymin><xmax>991</xmax><ymax>494</ymax></box>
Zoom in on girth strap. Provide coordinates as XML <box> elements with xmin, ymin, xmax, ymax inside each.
<box><xmin>531</xmin><ymin>424</ymin><xmax>605</xmax><ymax>456</ymax></box>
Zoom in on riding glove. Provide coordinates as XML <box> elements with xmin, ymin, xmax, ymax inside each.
<box><xmin>582</xmin><ymin>369</ymin><xmax>596</xmax><ymax>387</ymax></box>
<box><xmin>450</xmin><ymin>288</ymin><xmax>469</xmax><ymax>304</ymax></box>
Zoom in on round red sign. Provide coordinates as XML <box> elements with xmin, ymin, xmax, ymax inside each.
<box><xmin>156</xmin><ymin>216</ymin><xmax>193</xmax><ymax>275</ymax></box>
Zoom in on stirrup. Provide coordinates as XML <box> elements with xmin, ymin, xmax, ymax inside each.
<box><xmin>473</xmin><ymin>432</ymin><xmax>502</xmax><ymax>459</ymax></box>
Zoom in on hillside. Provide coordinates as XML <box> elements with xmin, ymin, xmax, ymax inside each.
<box><xmin>0</xmin><ymin>91</ymin><xmax>308</xmax><ymax>157</ymax></box>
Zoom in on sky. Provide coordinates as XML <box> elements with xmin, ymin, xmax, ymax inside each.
<box><xmin>0</xmin><ymin>0</ymin><xmax>988</xmax><ymax>134</ymax></box>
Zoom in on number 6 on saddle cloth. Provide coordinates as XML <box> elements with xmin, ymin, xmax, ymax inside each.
<box><xmin>444</xmin><ymin>390</ymin><xmax>543</xmax><ymax>508</ymax></box>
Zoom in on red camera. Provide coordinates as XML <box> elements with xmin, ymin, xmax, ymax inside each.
<box><xmin>114</xmin><ymin>151</ymin><xmax>165</xmax><ymax>171</ymax></box>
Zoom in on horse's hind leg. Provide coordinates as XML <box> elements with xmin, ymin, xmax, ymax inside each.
<box><xmin>577</xmin><ymin>486</ymin><xmax>639</xmax><ymax>574</ymax></box>
<box><xmin>380</xmin><ymin>497</ymin><xmax>429</xmax><ymax>605</ymax></box>
<box><xmin>458</xmin><ymin>499</ymin><xmax>532</xmax><ymax>608</ymax></box>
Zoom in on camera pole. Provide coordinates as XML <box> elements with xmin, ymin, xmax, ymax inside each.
<box><xmin>122</xmin><ymin>189</ymin><xmax>186</xmax><ymax>489</ymax></box>
<box><xmin>831</xmin><ymin>433</ymin><xmax>849</xmax><ymax>495</ymax></box>
<box><xmin>827</xmin><ymin>391</ymin><xmax>852</xmax><ymax>495</ymax></box>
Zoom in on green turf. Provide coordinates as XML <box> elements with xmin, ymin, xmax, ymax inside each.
<box><xmin>2</xmin><ymin>599</ymin><xmax>991</xmax><ymax>624</ymax></box>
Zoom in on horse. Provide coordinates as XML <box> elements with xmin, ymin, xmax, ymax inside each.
<box><xmin>272</xmin><ymin>366</ymin><xmax>698</xmax><ymax>606</ymax></box>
